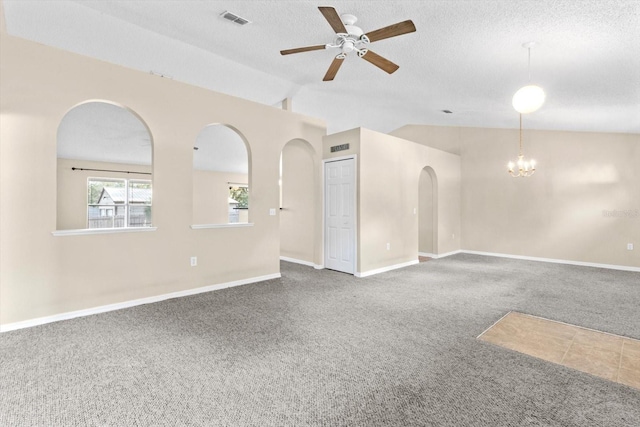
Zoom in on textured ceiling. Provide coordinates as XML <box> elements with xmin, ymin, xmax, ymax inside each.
<box><xmin>57</xmin><ymin>102</ymin><xmax>152</xmax><ymax>166</ymax></box>
<box><xmin>4</xmin><ymin>0</ymin><xmax>640</xmax><ymax>135</ymax></box>
<box><xmin>194</xmin><ymin>125</ymin><xmax>249</xmax><ymax>174</ymax></box>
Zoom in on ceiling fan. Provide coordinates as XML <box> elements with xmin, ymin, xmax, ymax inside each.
<box><xmin>280</xmin><ymin>6</ymin><xmax>416</xmax><ymax>81</ymax></box>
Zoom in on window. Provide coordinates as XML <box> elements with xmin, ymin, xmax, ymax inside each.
<box><xmin>228</xmin><ymin>184</ymin><xmax>248</xmax><ymax>223</ymax></box>
<box><xmin>88</xmin><ymin>178</ymin><xmax>152</xmax><ymax>228</ymax></box>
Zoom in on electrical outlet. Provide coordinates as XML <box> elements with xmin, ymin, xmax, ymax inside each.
<box><xmin>386</xmin><ymin>243</ymin><xmax>390</xmax><ymax>250</ymax></box>
<box><xmin>413</xmin><ymin>207</ymin><xmax>417</xmax><ymax>214</ymax></box>
<box><xmin>628</xmin><ymin>243</ymin><xmax>634</xmax><ymax>251</ymax></box>
<box><xmin>190</xmin><ymin>256</ymin><xmax>197</xmax><ymax>266</ymax></box>
<box><xmin>269</xmin><ymin>208</ymin><xmax>276</xmax><ymax>216</ymax></box>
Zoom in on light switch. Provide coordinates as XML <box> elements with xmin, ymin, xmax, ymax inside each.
<box><xmin>269</xmin><ymin>208</ymin><xmax>276</xmax><ymax>216</ymax></box>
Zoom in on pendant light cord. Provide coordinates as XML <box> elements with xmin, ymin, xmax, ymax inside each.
<box><xmin>527</xmin><ymin>47</ymin><xmax>531</xmax><ymax>81</ymax></box>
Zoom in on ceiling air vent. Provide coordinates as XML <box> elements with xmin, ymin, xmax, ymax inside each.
<box><xmin>220</xmin><ymin>11</ymin><xmax>251</xmax><ymax>26</ymax></box>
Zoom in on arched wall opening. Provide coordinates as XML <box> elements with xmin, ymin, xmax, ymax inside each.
<box><xmin>192</xmin><ymin>124</ymin><xmax>251</xmax><ymax>225</ymax></box>
<box><xmin>56</xmin><ymin>100</ymin><xmax>154</xmax><ymax>231</ymax></box>
<box><xmin>279</xmin><ymin>138</ymin><xmax>317</xmax><ymax>263</ymax></box>
<box><xmin>418</xmin><ymin>166</ymin><xmax>438</xmax><ymax>256</ymax></box>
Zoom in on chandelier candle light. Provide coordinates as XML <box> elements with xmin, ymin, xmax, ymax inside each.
<box><xmin>508</xmin><ymin>114</ymin><xmax>536</xmax><ymax>177</ymax></box>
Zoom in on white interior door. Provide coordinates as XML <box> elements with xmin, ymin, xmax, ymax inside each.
<box><xmin>325</xmin><ymin>158</ymin><xmax>355</xmax><ymax>274</ymax></box>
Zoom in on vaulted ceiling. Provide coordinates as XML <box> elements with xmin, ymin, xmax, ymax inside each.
<box><xmin>3</xmin><ymin>0</ymin><xmax>639</xmax><ymax>134</ymax></box>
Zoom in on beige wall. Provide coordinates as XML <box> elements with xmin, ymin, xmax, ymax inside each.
<box><xmin>192</xmin><ymin>170</ymin><xmax>248</xmax><ymax>224</ymax></box>
<box><xmin>279</xmin><ymin>139</ymin><xmax>318</xmax><ymax>263</ymax></box>
<box><xmin>358</xmin><ymin>129</ymin><xmax>461</xmax><ymax>272</ymax></box>
<box><xmin>392</xmin><ymin>125</ymin><xmax>640</xmax><ymax>268</ymax></box>
<box><xmin>322</xmin><ymin>129</ymin><xmax>461</xmax><ymax>274</ymax></box>
<box><xmin>323</xmin><ymin>128</ymin><xmax>361</xmax><ymax>160</ymax></box>
<box><xmin>0</xmin><ymin>33</ymin><xmax>325</xmax><ymax>326</ymax></box>
<box><xmin>391</xmin><ymin>125</ymin><xmax>463</xmax><ymax>155</ymax></box>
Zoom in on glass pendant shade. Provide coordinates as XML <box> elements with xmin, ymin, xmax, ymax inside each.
<box><xmin>512</xmin><ymin>85</ymin><xmax>546</xmax><ymax>114</ymax></box>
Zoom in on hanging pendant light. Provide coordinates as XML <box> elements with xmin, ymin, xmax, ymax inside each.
<box><xmin>508</xmin><ymin>114</ymin><xmax>536</xmax><ymax>177</ymax></box>
<box><xmin>512</xmin><ymin>42</ymin><xmax>545</xmax><ymax>114</ymax></box>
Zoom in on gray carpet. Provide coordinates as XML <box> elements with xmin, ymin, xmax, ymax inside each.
<box><xmin>1</xmin><ymin>254</ymin><xmax>639</xmax><ymax>426</ymax></box>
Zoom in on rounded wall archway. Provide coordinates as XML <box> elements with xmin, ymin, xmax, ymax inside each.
<box><xmin>192</xmin><ymin>124</ymin><xmax>251</xmax><ymax>225</ymax></box>
<box><xmin>279</xmin><ymin>138</ymin><xmax>317</xmax><ymax>263</ymax></box>
<box><xmin>418</xmin><ymin>166</ymin><xmax>438</xmax><ymax>256</ymax></box>
<box><xmin>56</xmin><ymin>100</ymin><xmax>154</xmax><ymax>231</ymax></box>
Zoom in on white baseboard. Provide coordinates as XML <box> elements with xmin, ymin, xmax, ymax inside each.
<box><xmin>280</xmin><ymin>256</ymin><xmax>314</xmax><ymax>267</ymax></box>
<box><xmin>0</xmin><ymin>273</ymin><xmax>281</xmax><ymax>333</ymax></box>
<box><xmin>462</xmin><ymin>250</ymin><xmax>640</xmax><ymax>272</ymax></box>
<box><xmin>279</xmin><ymin>256</ymin><xmax>324</xmax><ymax>270</ymax></box>
<box><xmin>434</xmin><ymin>250</ymin><xmax>463</xmax><ymax>259</ymax></box>
<box><xmin>418</xmin><ymin>250</ymin><xmax>462</xmax><ymax>259</ymax></box>
<box><xmin>418</xmin><ymin>252</ymin><xmax>437</xmax><ymax>258</ymax></box>
<box><xmin>355</xmin><ymin>259</ymin><xmax>420</xmax><ymax>278</ymax></box>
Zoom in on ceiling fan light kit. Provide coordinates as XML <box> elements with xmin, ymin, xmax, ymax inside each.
<box><xmin>280</xmin><ymin>6</ymin><xmax>416</xmax><ymax>81</ymax></box>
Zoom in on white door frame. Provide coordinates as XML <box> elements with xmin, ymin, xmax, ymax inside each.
<box><xmin>322</xmin><ymin>155</ymin><xmax>358</xmax><ymax>275</ymax></box>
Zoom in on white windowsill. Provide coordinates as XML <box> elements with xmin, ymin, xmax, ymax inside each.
<box><xmin>52</xmin><ymin>227</ymin><xmax>158</xmax><ymax>237</ymax></box>
<box><xmin>191</xmin><ymin>223</ymin><xmax>254</xmax><ymax>229</ymax></box>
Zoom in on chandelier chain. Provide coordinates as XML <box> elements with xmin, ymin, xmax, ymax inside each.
<box><xmin>519</xmin><ymin>114</ymin><xmax>523</xmax><ymax>155</ymax></box>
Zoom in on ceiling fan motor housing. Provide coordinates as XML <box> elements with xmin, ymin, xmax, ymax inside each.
<box><xmin>344</xmin><ymin>24</ymin><xmax>363</xmax><ymax>37</ymax></box>
<box><xmin>280</xmin><ymin>7</ymin><xmax>416</xmax><ymax>81</ymax></box>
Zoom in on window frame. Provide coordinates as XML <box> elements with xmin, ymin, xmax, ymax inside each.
<box><xmin>87</xmin><ymin>177</ymin><xmax>152</xmax><ymax>229</ymax></box>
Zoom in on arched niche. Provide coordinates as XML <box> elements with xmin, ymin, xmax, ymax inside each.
<box><xmin>56</xmin><ymin>101</ymin><xmax>153</xmax><ymax>231</ymax></box>
<box><xmin>418</xmin><ymin>166</ymin><xmax>438</xmax><ymax>256</ymax></box>
<box><xmin>192</xmin><ymin>124</ymin><xmax>251</xmax><ymax>225</ymax></box>
<box><xmin>279</xmin><ymin>139</ymin><xmax>317</xmax><ymax>262</ymax></box>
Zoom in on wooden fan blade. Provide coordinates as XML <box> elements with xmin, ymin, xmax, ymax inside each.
<box><xmin>365</xmin><ymin>20</ymin><xmax>416</xmax><ymax>43</ymax></box>
<box><xmin>323</xmin><ymin>57</ymin><xmax>345</xmax><ymax>81</ymax></box>
<box><xmin>361</xmin><ymin>50</ymin><xmax>399</xmax><ymax>74</ymax></box>
<box><xmin>280</xmin><ymin>45</ymin><xmax>326</xmax><ymax>55</ymax></box>
<box><xmin>318</xmin><ymin>6</ymin><xmax>347</xmax><ymax>33</ymax></box>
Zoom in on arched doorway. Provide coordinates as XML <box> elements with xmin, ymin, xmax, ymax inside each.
<box><xmin>279</xmin><ymin>139</ymin><xmax>316</xmax><ymax>264</ymax></box>
<box><xmin>418</xmin><ymin>166</ymin><xmax>438</xmax><ymax>257</ymax></box>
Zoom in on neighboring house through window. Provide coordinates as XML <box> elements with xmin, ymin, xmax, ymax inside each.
<box><xmin>88</xmin><ymin>178</ymin><xmax>152</xmax><ymax>228</ymax></box>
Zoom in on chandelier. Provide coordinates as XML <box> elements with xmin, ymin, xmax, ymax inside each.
<box><xmin>508</xmin><ymin>114</ymin><xmax>535</xmax><ymax>177</ymax></box>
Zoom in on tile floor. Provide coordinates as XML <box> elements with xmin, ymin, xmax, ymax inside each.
<box><xmin>478</xmin><ymin>311</ymin><xmax>640</xmax><ymax>390</ymax></box>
